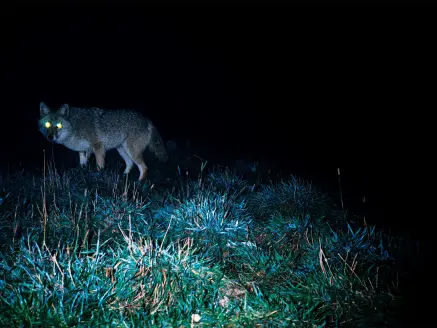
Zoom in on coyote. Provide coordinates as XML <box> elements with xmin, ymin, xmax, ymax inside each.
<box><xmin>39</xmin><ymin>102</ymin><xmax>168</xmax><ymax>181</ymax></box>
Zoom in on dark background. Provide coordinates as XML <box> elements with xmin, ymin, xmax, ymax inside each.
<box><xmin>0</xmin><ymin>8</ymin><xmax>431</xmax><ymax>239</ymax></box>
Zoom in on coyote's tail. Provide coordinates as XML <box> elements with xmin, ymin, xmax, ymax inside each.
<box><xmin>149</xmin><ymin>126</ymin><xmax>169</xmax><ymax>162</ymax></box>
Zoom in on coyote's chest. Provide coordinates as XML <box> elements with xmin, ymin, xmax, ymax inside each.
<box><xmin>59</xmin><ymin>136</ymin><xmax>92</xmax><ymax>152</ymax></box>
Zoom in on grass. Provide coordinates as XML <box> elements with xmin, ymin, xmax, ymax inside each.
<box><xmin>0</xmin><ymin>153</ymin><xmax>414</xmax><ymax>327</ymax></box>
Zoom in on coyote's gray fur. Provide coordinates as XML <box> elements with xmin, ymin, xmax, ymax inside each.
<box><xmin>39</xmin><ymin>102</ymin><xmax>168</xmax><ymax>181</ymax></box>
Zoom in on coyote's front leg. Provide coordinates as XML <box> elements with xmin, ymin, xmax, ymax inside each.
<box><xmin>93</xmin><ymin>142</ymin><xmax>106</xmax><ymax>171</ymax></box>
<box><xmin>79</xmin><ymin>151</ymin><xmax>91</xmax><ymax>166</ymax></box>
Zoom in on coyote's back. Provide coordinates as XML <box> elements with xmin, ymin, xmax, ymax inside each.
<box><xmin>39</xmin><ymin>102</ymin><xmax>168</xmax><ymax>181</ymax></box>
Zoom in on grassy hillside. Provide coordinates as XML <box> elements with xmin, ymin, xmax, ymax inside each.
<box><xmin>0</xmin><ymin>151</ymin><xmax>422</xmax><ymax>327</ymax></box>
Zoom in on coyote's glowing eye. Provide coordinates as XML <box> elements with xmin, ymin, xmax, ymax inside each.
<box><xmin>45</xmin><ymin>122</ymin><xmax>51</xmax><ymax>128</ymax></box>
<box><xmin>56</xmin><ymin>123</ymin><xmax>62</xmax><ymax>129</ymax></box>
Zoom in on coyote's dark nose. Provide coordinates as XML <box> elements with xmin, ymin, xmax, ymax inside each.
<box><xmin>47</xmin><ymin>135</ymin><xmax>54</xmax><ymax>141</ymax></box>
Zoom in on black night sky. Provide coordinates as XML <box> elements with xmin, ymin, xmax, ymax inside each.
<box><xmin>0</xmin><ymin>8</ymin><xmax>431</xmax><ymax>240</ymax></box>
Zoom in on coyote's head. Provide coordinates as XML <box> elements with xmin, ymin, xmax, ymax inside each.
<box><xmin>39</xmin><ymin>102</ymin><xmax>71</xmax><ymax>143</ymax></box>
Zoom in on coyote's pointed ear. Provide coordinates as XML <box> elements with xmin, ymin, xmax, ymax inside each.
<box><xmin>40</xmin><ymin>102</ymin><xmax>50</xmax><ymax>116</ymax></box>
<box><xmin>58</xmin><ymin>104</ymin><xmax>70</xmax><ymax>116</ymax></box>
